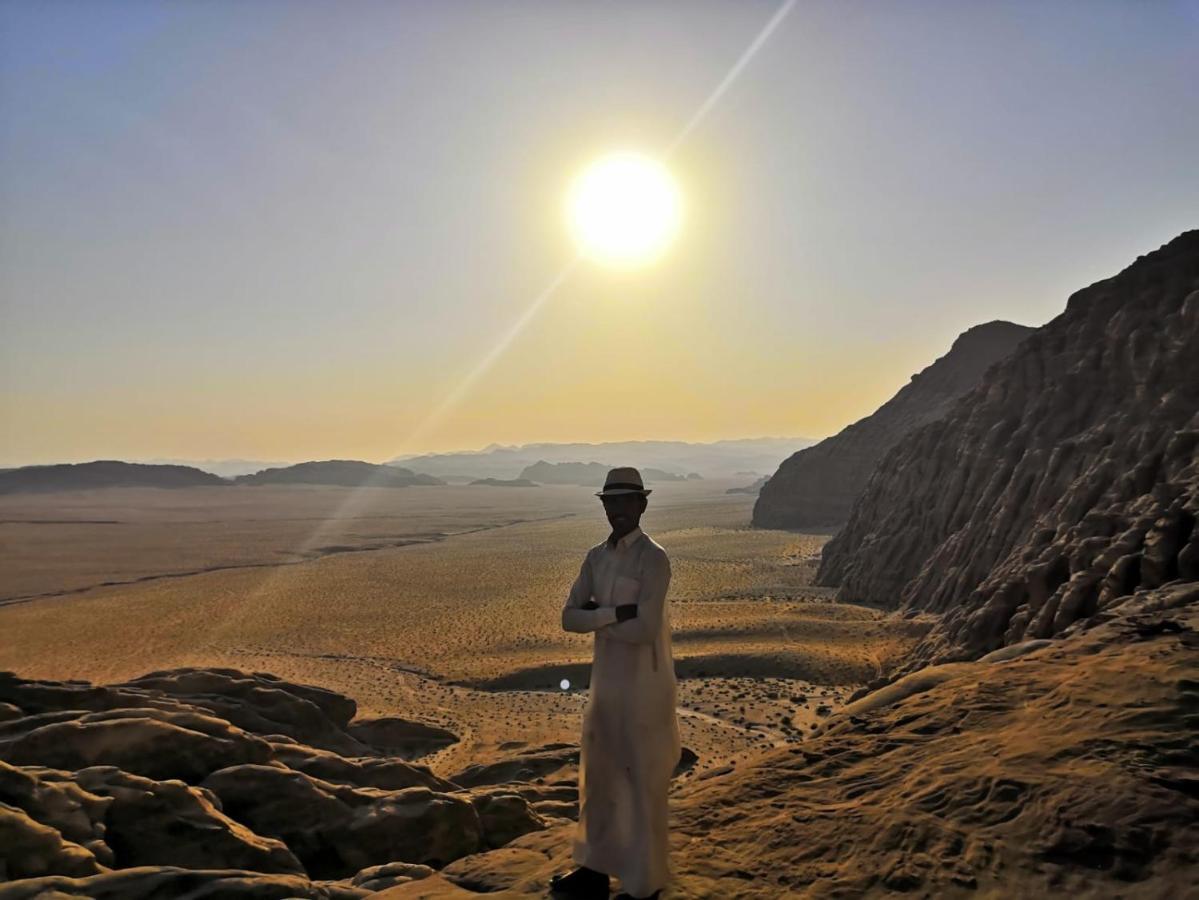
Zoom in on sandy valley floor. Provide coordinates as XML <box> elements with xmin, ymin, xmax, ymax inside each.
<box><xmin>0</xmin><ymin>479</ymin><xmax>922</xmax><ymax>780</ymax></box>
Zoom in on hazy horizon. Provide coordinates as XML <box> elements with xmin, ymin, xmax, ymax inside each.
<box><xmin>3</xmin><ymin>432</ymin><xmax>817</xmax><ymax>470</ymax></box>
<box><xmin>3</xmin><ymin>0</ymin><xmax>1197</xmax><ymax>468</ymax></box>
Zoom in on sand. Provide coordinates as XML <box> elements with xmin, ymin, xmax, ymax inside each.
<box><xmin>0</xmin><ymin>479</ymin><xmax>918</xmax><ymax>780</ymax></box>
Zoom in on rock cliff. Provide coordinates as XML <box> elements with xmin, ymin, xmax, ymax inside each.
<box><xmin>818</xmin><ymin>231</ymin><xmax>1199</xmax><ymax>670</ymax></box>
<box><xmin>753</xmin><ymin>321</ymin><xmax>1033</xmax><ymax>530</ymax></box>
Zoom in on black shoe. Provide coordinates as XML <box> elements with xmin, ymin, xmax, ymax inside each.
<box><xmin>550</xmin><ymin>865</ymin><xmax>610</xmax><ymax>898</ymax></box>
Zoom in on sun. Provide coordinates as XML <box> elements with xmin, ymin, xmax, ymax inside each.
<box><xmin>566</xmin><ymin>152</ymin><xmax>682</xmax><ymax>267</ymax></box>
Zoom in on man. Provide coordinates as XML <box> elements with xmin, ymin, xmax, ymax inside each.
<box><xmin>551</xmin><ymin>467</ymin><xmax>682</xmax><ymax>900</ymax></box>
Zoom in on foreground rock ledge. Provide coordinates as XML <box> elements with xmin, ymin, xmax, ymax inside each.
<box><xmin>0</xmin><ymin>667</ymin><xmax>552</xmax><ymax>896</ymax></box>
<box><xmin>2</xmin><ymin>603</ymin><xmax>1196</xmax><ymax>897</ymax></box>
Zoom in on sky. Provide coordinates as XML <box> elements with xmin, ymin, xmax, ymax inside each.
<box><xmin>2</xmin><ymin>0</ymin><xmax>1197</xmax><ymax>467</ymax></box>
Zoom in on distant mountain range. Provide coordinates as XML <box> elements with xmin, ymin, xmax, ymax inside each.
<box><xmin>0</xmin><ymin>459</ymin><xmax>441</xmax><ymax>494</ymax></box>
<box><xmin>518</xmin><ymin>461</ymin><xmax>693</xmax><ymax>486</ymax></box>
<box><xmin>727</xmin><ymin>475</ymin><xmax>768</xmax><ymax>495</ymax></box>
<box><xmin>391</xmin><ymin>437</ymin><xmax>815</xmax><ymax>480</ymax></box>
<box><xmin>232</xmin><ymin>460</ymin><xmax>442</xmax><ymax>487</ymax></box>
<box><xmin>2</xmin><ymin>437</ymin><xmax>818</xmax><ymax>495</ymax></box>
<box><xmin>0</xmin><ymin>461</ymin><xmax>227</xmax><ymax>494</ymax></box>
<box><xmin>136</xmin><ymin>458</ymin><xmax>293</xmax><ymax>478</ymax></box>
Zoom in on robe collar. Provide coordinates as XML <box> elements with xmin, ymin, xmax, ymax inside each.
<box><xmin>606</xmin><ymin>524</ymin><xmax>644</xmax><ymax>550</ymax></box>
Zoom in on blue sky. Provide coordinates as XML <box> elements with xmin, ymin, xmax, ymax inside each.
<box><xmin>2</xmin><ymin>0</ymin><xmax>1197</xmax><ymax>465</ymax></box>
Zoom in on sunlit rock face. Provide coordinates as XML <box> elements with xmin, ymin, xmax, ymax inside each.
<box><xmin>819</xmin><ymin>230</ymin><xmax>1199</xmax><ymax>671</ymax></box>
<box><xmin>753</xmin><ymin>320</ymin><xmax>1033</xmax><ymax>531</ymax></box>
<box><xmin>0</xmin><ymin>667</ymin><xmax>550</xmax><ymax>895</ymax></box>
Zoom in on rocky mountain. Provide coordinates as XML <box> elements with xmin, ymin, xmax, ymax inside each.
<box><xmin>0</xmin><ymin>461</ymin><xmax>227</xmax><ymax>494</ymax></box>
<box><xmin>517</xmin><ymin>461</ymin><xmax>686</xmax><ymax>486</ymax></box>
<box><xmin>391</xmin><ymin>437</ymin><xmax>814</xmax><ymax>481</ymax></box>
<box><xmin>819</xmin><ymin>231</ymin><xmax>1199</xmax><ymax>672</ymax></box>
<box><xmin>728</xmin><ymin>475</ymin><xmax>768</xmax><ymax>494</ymax></box>
<box><xmin>139</xmin><ymin>457</ymin><xmax>293</xmax><ymax>478</ymax></box>
<box><xmin>233</xmin><ymin>461</ymin><xmax>444</xmax><ymax>488</ymax></box>
<box><xmin>753</xmin><ymin>320</ymin><xmax>1034</xmax><ymax>530</ymax></box>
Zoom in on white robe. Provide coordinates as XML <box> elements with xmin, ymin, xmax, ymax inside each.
<box><xmin>561</xmin><ymin>526</ymin><xmax>682</xmax><ymax>897</ymax></box>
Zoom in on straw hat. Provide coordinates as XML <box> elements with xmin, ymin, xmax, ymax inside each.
<box><xmin>595</xmin><ymin>466</ymin><xmax>652</xmax><ymax>497</ymax></box>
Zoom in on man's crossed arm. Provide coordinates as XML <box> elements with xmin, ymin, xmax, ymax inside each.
<box><xmin>560</xmin><ymin>551</ymin><xmax>671</xmax><ymax>645</ymax></box>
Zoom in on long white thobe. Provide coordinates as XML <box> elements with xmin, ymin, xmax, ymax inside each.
<box><xmin>561</xmin><ymin>525</ymin><xmax>682</xmax><ymax>897</ymax></box>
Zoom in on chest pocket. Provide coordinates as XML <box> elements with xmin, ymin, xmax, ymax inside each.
<box><xmin>612</xmin><ymin>574</ymin><xmax>640</xmax><ymax>605</ymax></box>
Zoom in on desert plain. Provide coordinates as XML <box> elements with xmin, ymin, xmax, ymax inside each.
<box><xmin>0</xmin><ymin>479</ymin><xmax>922</xmax><ymax>782</ymax></box>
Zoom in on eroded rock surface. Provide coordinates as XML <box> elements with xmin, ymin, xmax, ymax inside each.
<box><xmin>372</xmin><ymin>606</ymin><xmax>1199</xmax><ymax>898</ymax></box>
<box><xmin>0</xmin><ymin>666</ymin><xmax>548</xmax><ymax>896</ymax></box>
<box><xmin>819</xmin><ymin>231</ymin><xmax>1199</xmax><ymax>670</ymax></box>
<box><xmin>754</xmin><ymin>320</ymin><xmax>1033</xmax><ymax>530</ymax></box>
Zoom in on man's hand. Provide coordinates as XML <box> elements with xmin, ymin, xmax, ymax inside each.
<box><xmin>615</xmin><ymin>604</ymin><xmax>638</xmax><ymax>622</ymax></box>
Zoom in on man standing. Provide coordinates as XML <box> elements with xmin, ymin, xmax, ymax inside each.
<box><xmin>551</xmin><ymin>467</ymin><xmax>682</xmax><ymax>900</ymax></box>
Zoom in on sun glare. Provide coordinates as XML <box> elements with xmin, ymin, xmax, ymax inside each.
<box><xmin>567</xmin><ymin>152</ymin><xmax>682</xmax><ymax>267</ymax></box>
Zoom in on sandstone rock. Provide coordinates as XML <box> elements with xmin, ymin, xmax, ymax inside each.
<box><xmin>0</xmin><ymin>804</ymin><xmax>104</xmax><ymax>881</ymax></box>
<box><xmin>0</xmin><ymin>761</ymin><xmax>112</xmax><ymax>872</ymax></box>
<box><xmin>819</xmin><ymin>231</ymin><xmax>1199</xmax><ymax>670</ymax></box>
<box><xmin>0</xmin><ymin>667</ymin><xmax>370</xmax><ymax>758</ymax></box>
<box><xmin>331</xmin><ymin>787</ymin><xmax>482</xmax><ymax>875</ymax></box>
<box><xmin>347</xmin><ymin>715</ymin><xmax>458</xmax><ymax>758</ymax></box>
<box><xmin>754</xmin><ymin>320</ymin><xmax>1033</xmax><ymax>530</ymax></box>
<box><xmin>200</xmin><ymin>764</ymin><xmax>534</xmax><ymax>879</ymax></box>
<box><xmin>200</xmin><ymin>763</ymin><xmax>360</xmax><ymax>877</ymax></box>
<box><xmin>448</xmin><ymin>743</ymin><xmax>577</xmax><ymax>788</ymax></box>
<box><xmin>468</xmin><ymin>789</ymin><xmax>547</xmax><ymax>850</ymax></box>
<box><xmin>0</xmin><ymin>707</ymin><xmax>273</xmax><ymax>783</ymax></box>
<box><xmin>0</xmin><ymin>866</ymin><xmax>369</xmax><ymax>899</ymax></box>
<box><xmin>116</xmin><ymin>667</ymin><xmax>365</xmax><ymax>755</ymax></box>
<box><xmin>666</xmin><ymin>605</ymin><xmax>1199</xmax><ymax>897</ymax></box>
<box><xmin>369</xmin><ymin>873</ymin><xmax>480</xmax><ymax>898</ymax></box>
<box><xmin>503</xmin><ymin>783</ymin><xmax>578</xmax><ymax>821</ymax></box>
<box><xmin>0</xmin><ymin>710</ymin><xmax>89</xmax><ymax>743</ymax></box>
<box><xmin>60</xmin><ymin>765</ymin><xmax>303</xmax><ymax>875</ymax></box>
<box><xmin>350</xmin><ymin>861</ymin><xmax>435</xmax><ymax>892</ymax></box>
<box><xmin>0</xmin><ymin>672</ymin><xmax>190</xmax><ymax>719</ymax></box>
<box><xmin>440</xmin><ymin>846</ymin><xmax>548</xmax><ymax>893</ymax></box>
<box><xmin>269</xmin><ymin>740</ymin><xmax>456</xmax><ymax>792</ymax></box>
<box><xmin>527</xmin><ymin>800</ymin><xmax>576</xmax><ymax>820</ymax></box>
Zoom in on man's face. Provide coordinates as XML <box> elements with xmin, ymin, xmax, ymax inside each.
<box><xmin>601</xmin><ymin>492</ymin><xmax>644</xmax><ymax>534</ymax></box>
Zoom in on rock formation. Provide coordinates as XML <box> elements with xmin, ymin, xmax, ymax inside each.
<box><xmin>727</xmin><ymin>475</ymin><xmax>768</xmax><ymax>495</ymax></box>
<box><xmin>754</xmin><ymin>320</ymin><xmax>1033</xmax><ymax>530</ymax></box>
<box><xmin>2</xmin><ymin>603</ymin><xmax>1195</xmax><ymax>899</ymax></box>
<box><xmin>234</xmin><ymin>461</ymin><xmax>444</xmax><ymax>487</ymax></box>
<box><xmin>0</xmin><ymin>461</ymin><xmax>227</xmax><ymax>494</ymax></box>
<box><xmin>392</xmin><ymin>437</ymin><xmax>815</xmax><ymax>481</ymax></box>
<box><xmin>819</xmin><ymin>231</ymin><xmax>1199</xmax><ymax>670</ymax></box>
<box><xmin>517</xmin><ymin>461</ymin><xmax>686</xmax><ymax>485</ymax></box>
<box><xmin>0</xmin><ymin>667</ymin><xmax>551</xmax><ymax>896</ymax></box>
